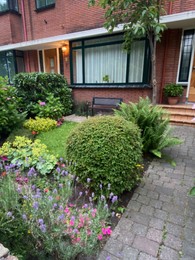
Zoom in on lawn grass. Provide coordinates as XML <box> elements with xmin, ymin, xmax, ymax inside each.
<box><xmin>36</xmin><ymin>121</ymin><xmax>77</xmax><ymax>158</ymax></box>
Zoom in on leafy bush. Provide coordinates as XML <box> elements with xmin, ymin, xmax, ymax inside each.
<box><xmin>66</xmin><ymin>116</ymin><xmax>143</xmax><ymax>196</ymax></box>
<box><xmin>0</xmin><ymin>76</ymin><xmax>26</xmax><ymax>139</ymax></box>
<box><xmin>32</xmin><ymin>93</ymin><xmax>64</xmax><ymax>119</ymax></box>
<box><xmin>0</xmin><ymin>136</ymin><xmax>57</xmax><ymax>175</ymax></box>
<box><xmin>14</xmin><ymin>72</ymin><xmax>72</xmax><ymax>117</ymax></box>
<box><xmin>24</xmin><ymin>117</ymin><xmax>57</xmax><ymax>133</ymax></box>
<box><xmin>0</xmin><ymin>160</ymin><xmax>111</xmax><ymax>259</ymax></box>
<box><xmin>115</xmin><ymin>97</ymin><xmax>182</xmax><ymax>157</ymax></box>
<box><xmin>164</xmin><ymin>83</ymin><xmax>183</xmax><ymax>97</ymax></box>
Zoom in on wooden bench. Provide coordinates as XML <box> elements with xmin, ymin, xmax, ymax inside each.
<box><xmin>87</xmin><ymin>97</ymin><xmax>123</xmax><ymax>116</ymax></box>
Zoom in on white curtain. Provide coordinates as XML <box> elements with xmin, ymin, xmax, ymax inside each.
<box><xmin>129</xmin><ymin>41</ymin><xmax>145</xmax><ymax>82</ymax></box>
<box><xmin>74</xmin><ymin>40</ymin><xmax>145</xmax><ymax>84</ymax></box>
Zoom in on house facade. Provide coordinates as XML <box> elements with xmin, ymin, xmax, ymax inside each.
<box><xmin>0</xmin><ymin>0</ymin><xmax>195</xmax><ymax>104</ymax></box>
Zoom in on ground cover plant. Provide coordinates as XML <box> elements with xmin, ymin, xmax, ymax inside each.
<box><xmin>0</xmin><ymin>158</ymin><xmax>112</xmax><ymax>260</ymax></box>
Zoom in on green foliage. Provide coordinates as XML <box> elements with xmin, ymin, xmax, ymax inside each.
<box><xmin>6</xmin><ymin>127</ymin><xmax>34</xmax><ymax>143</ymax></box>
<box><xmin>66</xmin><ymin>116</ymin><xmax>143</xmax><ymax>196</ymax></box>
<box><xmin>0</xmin><ymin>136</ymin><xmax>57</xmax><ymax>175</ymax></box>
<box><xmin>0</xmin><ymin>76</ymin><xmax>26</xmax><ymax>138</ymax></box>
<box><xmin>37</xmin><ymin>121</ymin><xmax>77</xmax><ymax>158</ymax></box>
<box><xmin>74</xmin><ymin>101</ymin><xmax>88</xmax><ymax>116</ymax></box>
<box><xmin>115</xmin><ymin>97</ymin><xmax>182</xmax><ymax>157</ymax></box>
<box><xmin>14</xmin><ymin>72</ymin><xmax>72</xmax><ymax>117</ymax></box>
<box><xmin>32</xmin><ymin>93</ymin><xmax>64</xmax><ymax>119</ymax></box>
<box><xmin>164</xmin><ymin>83</ymin><xmax>184</xmax><ymax>97</ymax></box>
<box><xmin>24</xmin><ymin>117</ymin><xmax>57</xmax><ymax>133</ymax></box>
<box><xmin>189</xmin><ymin>187</ymin><xmax>195</xmax><ymax>196</ymax></box>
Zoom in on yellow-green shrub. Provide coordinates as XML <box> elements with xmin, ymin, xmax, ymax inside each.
<box><xmin>23</xmin><ymin>117</ymin><xmax>56</xmax><ymax>133</ymax></box>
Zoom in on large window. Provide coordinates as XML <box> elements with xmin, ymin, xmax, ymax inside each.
<box><xmin>70</xmin><ymin>34</ymin><xmax>150</xmax><ymax>86</ymax></box>
<box><xmin>36</xmin><ymin>0</ymin><xmax>55</xmax><ymax>10</ymax></box>
<box><xmin>0</xmin><ymin>0</ymin><xmax>18</xmax><ymax>13</ymax></box>
<box><xmin>178</xmin><ymin>29</ymin><xmax>195</xmax><ymax>83</ymax></box>
<box><xmin>0</xmin><ymin>50</ymin><xmax>25</xmax><ymax>83</ymax></box>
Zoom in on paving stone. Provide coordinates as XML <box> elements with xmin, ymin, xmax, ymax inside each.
<box><xmin>149</xmin><ymin>199</ymin><xmax>163</xmax><ymax>209</ymax></box>
<box><xmin>117</xmin><ymin>231</ymin><xmax>135</xmax><ymax>246</ymax></box>
<box><xmin>168</xmin><ymin>213</ymin><xmax>185</xmax><ymax>226</ymax></box>
<box><xmin>136</xmin><ymin>187</ymin><xmax>148</xmax><ymax>196</ymax></box>
<box><xmin>166</xmin><ymin>222</ymin><xmax>183</xmax><ymax>237</ymax></box>
<box><xmin>128</xmin><ymin>211</ymin><xmax>151</xmax><ymax>226</ymax></box>
<box><xmin>149</xmin><ymin>217</ymin><xmax>165</xmax><ymax>230</ymax></box>
<box><xmin>140</xmin><ymin>205</ymin><xmax>155</xmax><ymax>216</ymax></box>
<box><xmin>183</xmin><ymin>228</ymin><xmax>195</xmax><ymax>244</ymax></box>
<box><xmin>131</xmin><ymin>193</ymin><xmax>139</xmax><ymax>200</ymax></box>
<box><xmin>182</xmin><ymin>241</ymin><xmax>195</xmax><ymax>258</ymax></box>
<box><xmin>155</xmin><ymin>185</ymin><xmax>174</xmax><ymax>196</ymax></box>
<box><xmin>138</xmin><ymin>252</ymin><xmax>158</xmax><ymax>260</ymax></box>
<box><xmin>164</xmin><ymin>233</ymin><xmax>182</xmax><ymax>251</ymax></box>
<box><xmin>136</xmin><ymin>195</ymin><xmax>150</xmax><ymax>205</ymax></box>
<box><xmin>132</xmin><ymin>235</ymin><xmax>159</xmax><ymax>257</ymax></box>
<box><xmin>127</xmin><ymin>200</ymin><xmax>142</xmax><ymax>212</ymax></box>
<box><xmin>159</xmin><ymin>194</ymin><xmax>172</xmax><ymax>203</ymax></box>
<box><xmin>181</xmin><ymin>255</ymin><xmax>195</xmax><ymax>260</ymax></box>
<box><xmin>131</xmin><ymin>222</ymin><xmax>148</xmax><ymax>236</ymax></box>
<box><xmin>154</xmin><ymin>209</ymin><xmax>168</xmax><ymax>221</ymax></box>
<box><xmin>104</xmin><ymin>238</ymin><xmax>123</xmax><ymax>256</ymax></box>
<box><xmin>159</xmin><ymin>246</ymin><xmax>179</xmax><ymax>260</ymax></box>
<box><xmin>147</xmin><ymin>190</ymin><xmax>159</xmax><ymax>200</ymax></box>
<box><xmin>146</xmin><ymin>227</ymin><xmax>163</xmax><ymax>243</ymax></box>
<box><xmin>120</xmin><ymin>246</ymin><xmax>139</xmax><ymax>260</ymax></box>
<box><xmin>117</xmin><ymin>218</ymin><xmax>133</xmax><ymax>231</ymax></box>
<box><xmin>98</xmin><ymin>250</ymin><xmax>120</xmax><ymax>260</ymax></box>
<box><xmin>162</xmin><ymin>202</ymin><xmax>184</xmax><ymax>215</ymax></box>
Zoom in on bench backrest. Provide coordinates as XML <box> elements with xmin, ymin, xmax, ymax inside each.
<box><xmin>93</xmin><ymin>97</ymin><xmax>123</xmax><ymax>106</ymax></box>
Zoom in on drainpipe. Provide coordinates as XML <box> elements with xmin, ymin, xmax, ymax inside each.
<box><xmin>21</xmin><ymin>0</ymin><xmax>30</xmax><ymax>72</ymax></box>
<box><xmin>168</xmin><ymin>1</ymin><xmax>173</xmax><ymax>14</ymax></box>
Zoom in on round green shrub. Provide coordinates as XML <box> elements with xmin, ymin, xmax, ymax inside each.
<box><xmin>66</xmin><ymin>116</ymin><xmax>143</xmax><ymax>196</ymax></box>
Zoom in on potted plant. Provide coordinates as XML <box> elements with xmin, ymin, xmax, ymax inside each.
<box><xmin>164</xmin><ymin>83</ymin><xmax>183</xmax><ymax>105</ymax></box>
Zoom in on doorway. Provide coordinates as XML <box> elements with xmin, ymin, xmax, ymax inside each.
<box><xmin>188</xmin><ymin>53</ymin><xmax>195</xmax><ymax>102</ymax></box>
<box><xmin>44</xmin><ymin>49</ymin><xmax>58</xmax><ymax>73</ymax></box>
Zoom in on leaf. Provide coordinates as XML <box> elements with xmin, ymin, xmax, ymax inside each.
<box><xmin>189</xmin><ymin>187</ymin><xmax>195</xmax><ymax>196</ymax></box>
<box><xmin>150</xmin><ymin>149</ymin><xmax>161</xmax><ymax>158</ymax></box>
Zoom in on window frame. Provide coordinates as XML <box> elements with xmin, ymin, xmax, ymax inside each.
<box><xmin>0</xmin><ymin>0</ymin><xmax>19</xmax><ymax>14</ymax></box>
<box><xmin>177</xmin><ymin>29</ymin><xmax>195</xmax><ymax>84</ymax></box>
<box><xmin>35</xmin><ymin>0</ymin><xmax>55</xmax><ymax>12</ymax></box>
<box><xmin>70</xmin><ymin>33</ymin><xmax>151</xmax><ymax>87</ymax></box>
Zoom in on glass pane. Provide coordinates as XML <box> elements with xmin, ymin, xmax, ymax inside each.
<box><xmin>0</xmin><ymin>52</ymin><xmax>8</xmax><ymax>78</ymax></box>
<box><xmin>179</xmin><ymin>30</ymin><xmax>194</xmax><ymax>82</ymax></box>
<box><xmin>6</xmin><ymin>51</ymin><xmax>16</xmax><ymax>83</ymax></box>
<box><xmin>72</xmin><ymin>49</ymin><xmax>83</xmax><ymax>83</ymax></box>
<box><xmin>16</xmin><ymin>57</ymin><xmax>25</xmax><ymax>73</ymax></box>
<box><xmin>128</xmin><ymin>40</ymin><xmax>145</xmax><ymax>83</ymax></box>
<box><xmin>85</xmin><ymin>35</ymin><xmax>124</xmax><ymax>46</ymax></box>
<box><xmin>10</xmin><ymin>0</ymin><xmax>18</xmax><ymax>11</ymax></box>
<box><xmin>85</xmin><ymin>43</ymin><xmax>127</xmax><ymax>83</ymax></box>
<box><xmin>36</xmin><ymin>0</ymin><xmax>55</xmax><ymax>8</ymax></box>
<box><xmin>0</xmin><ymin>0</ymin><xmax>8</xmax><ymax>12</ymax></box>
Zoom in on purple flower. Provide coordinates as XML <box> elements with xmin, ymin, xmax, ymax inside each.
<box><xmin>89</xmin><ymin>197</ymin><xmax>92</xmax><ymax>202</ymax></box>
<box><xmin>59</xmin><ymin>205</ymin><xmax>63</xmax><ymax>211</ymax></box>
<box><xmin>79</xmin><ymin>191</ymin><xmax>83</xmax><ymax>197</ymax></box>
<box><xmin>23</xmin><ymin>195</ymin><xmax>28</xmax><ymax>200</ymax></box>
<box><xmin>111</xmin><ymin>211</ymin><xmax>115</xmax><ymax>217</ymax></box>
<box><xmin>83</xmin><ymin>204</ymin><xmax>88</xmax><ymax>208</ymax></box>
<box><xmin>53</xmin><ymin>188</ymin><xmax>57</xmax><ymax>194</ymax></box>
<box><xmin>111</xmin><ymin>195</ymin><xmax>118</xmax><ymax>204</ymax></box>
<box><xmin>38</xmin><ymin>219</ymin><xmax>44</xmax><ymax>225</ymax></box>
<box><xmin>53</xmin><ymin>203</ymin><xmax>58</xmax><ymax>208</ymax></box>
<box><xmin>108</xmin><ymin>183</ymin><xmax>111</xmax><ymax>190</ymax></box>
<box><xmin>22</xmin><ymin>214</ymin><xmax>27</xmax><ymax>220</ymax></box>
<box><xmin>109</xmin><ymin>192</ymin><xmax>114</xmax><ymax>199</ymax></box>
<box><xmin>100</xmin><ymin>184</ymin><xmax>102</xmax><ymax>189</ymax></box>
<box><xmin>106</xmin><ymin>256</ymin><xmax>111</xmax><ymax>260</ymax></box>
<box><xmin>28</xmin><ymin>167</ymin><xmax>36</xmax><ymax>177</ymax></box>
<box><xmin>31</xmin><ymin>184</ymin><xmax>36</xmax><ymax>190</ymax></box>
<box><xmin>59</xmin><ymin>183</ymin><xmax>63</xmax><ymax>188</ymax></box>
<box><xmin>104</xmin><ymin>204</ymin><xmax>108</xmax><ymax>209</ymax></box>
<box><xmin>56</xmin><ymin>167</ymin><xmax>61</xmax><ymax>173</ymax></box>
<box><xmin>92</xmin><ymin>192</ymin><xmax>95</xmax><ymax>198</ymax></box>
<box><xmin>39</xmin><ymin>224</ymin><xmax>46</xmax><ymax>233</ymax></box>
<box><xmin>48</xmin><ymin>196</ymin><xmax>53</xmax><ymax>201</ymax></box>
<box><xmin>87</xmin><ymin>178</ymin><xmax>91</xmax><ymax>183</ymax></box>
<box><xmin>71</xmin><ymin>216</ymin><xmax>75</xmax><ymax>221</ymax></box>
<box><xmin>58</xmin><ymin>214</ymin><xmax>65</xmax><ymax>221</ymax></box>
<box><xmin>33</xmin><ymin>201</ymin><xmax>39</xmax><ymax>210</ymax></box>
<box><xmin>101</xmin><ymin>195</ymin><xmax>105</xmax><ymax>201</ymax></box>
<box><xmin>39</xmin><ymin>101</ymin><xmax>46</xmax><ymax>106</ymax></box>
<box><xmin>7</xmin><ymin>212</ymin><xmax>12</xmax><ymax>217</ymax></box>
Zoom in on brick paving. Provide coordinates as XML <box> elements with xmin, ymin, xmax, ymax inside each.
<box><xmin>98</xmin><ymin>126</ymin><xmax>195</xmax><ymax>260</ymax></box>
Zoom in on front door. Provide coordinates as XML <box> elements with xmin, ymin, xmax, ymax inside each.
<box><xmin>188</xmin><ymin>53</ymin><xmax>195</xmax><ymax>102</ymax></box>
<box><xmin>44</xmin><ymin>49</ymin><xmax>58</xmax><ymax>73</ymax></box>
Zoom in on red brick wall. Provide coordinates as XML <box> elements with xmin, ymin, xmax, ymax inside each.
<box><xmin>164</xmin><ymin>0</ymin><xmax>195</xmax><ymax>14</ymax></box>
<box><xmin>72</xmin><ymin>88</ymin><xmax>152</xmax><ymax>104</ymax></box>
<box><xmin>0</xmin><ymin>14</ymin><xmax>12</xmax><ymax>45</ymax></box>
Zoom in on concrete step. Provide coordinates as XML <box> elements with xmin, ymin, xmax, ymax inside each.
<box><xmin>159</xmin><ymin>104</ymin><xmax>195</xmax><ymax>127</ymax></box>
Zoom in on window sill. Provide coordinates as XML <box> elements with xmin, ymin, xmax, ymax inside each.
<box><xmin>35</xmin><ymin>3</ymin><xmax>55</xmax><ymax>12</ymax></box>
<box><xmin>70</xmin><ymin>84</ymin><xmax>151</xmax><ymax>89</ymax></box>
<box><xmin>0</xmin><ymin>10</ymin><xmax>20</xmax><ymax>16</ymax></box>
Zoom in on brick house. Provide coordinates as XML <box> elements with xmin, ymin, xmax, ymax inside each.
<box><xmin>0</xmin><ymin>0</ymin><xmax>195</xmax><ymax>104</ymax></box>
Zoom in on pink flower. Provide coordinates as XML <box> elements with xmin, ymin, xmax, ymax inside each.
<box><xmin>64</xmin><ymin>207</ymin><xmax>70</xmax><ymax>214</ymax></box>
<box><xmin>39</xmin><ymin>101</ymin><xmax>46</xmax><ymax>106</ymax></box>
<box><xmin>192</xmin><ymin>104</ymin><xmax>195</xmax><ymax>109</ymax></box>
<box><xmin>97</xmin><ymin>234</ymin><xmax>103</xmax><ymax>240</ymax></box>
<box><xmin>102</xmin><ymin>227</ymin><xmax>112</xmax><ymax>235</ymax></box>
<box><xmin>70</xmin><ymin>220</ymin><xmax>75</xmax><ymax>226</ymax></box>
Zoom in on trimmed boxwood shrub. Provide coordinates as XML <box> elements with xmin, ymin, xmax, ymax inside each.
<box><xmin>66</xmin><ymin>116</ymin><xmax>143</xmax><ymax>197</ymax></box>
<box><xmin>14</xmin><ymin>72</ymin><xmax>72</xmax><ymax>117</ymax></box>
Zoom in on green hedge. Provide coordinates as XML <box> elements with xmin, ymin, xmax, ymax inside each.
<box><xmin>66</xmin><ymin>116</ymin><xmax>143</xmax><ymax>197</ymax></box>
<box><xmin>14</xmin><ymin>72</ymin><xmax>72</xmax><ymax>117</ymax></box>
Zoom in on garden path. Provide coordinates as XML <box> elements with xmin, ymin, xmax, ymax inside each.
<box><xmin>98</xmin><ymin>126</ymin><xmax>195</xmax><ymax>260</ymax></box>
